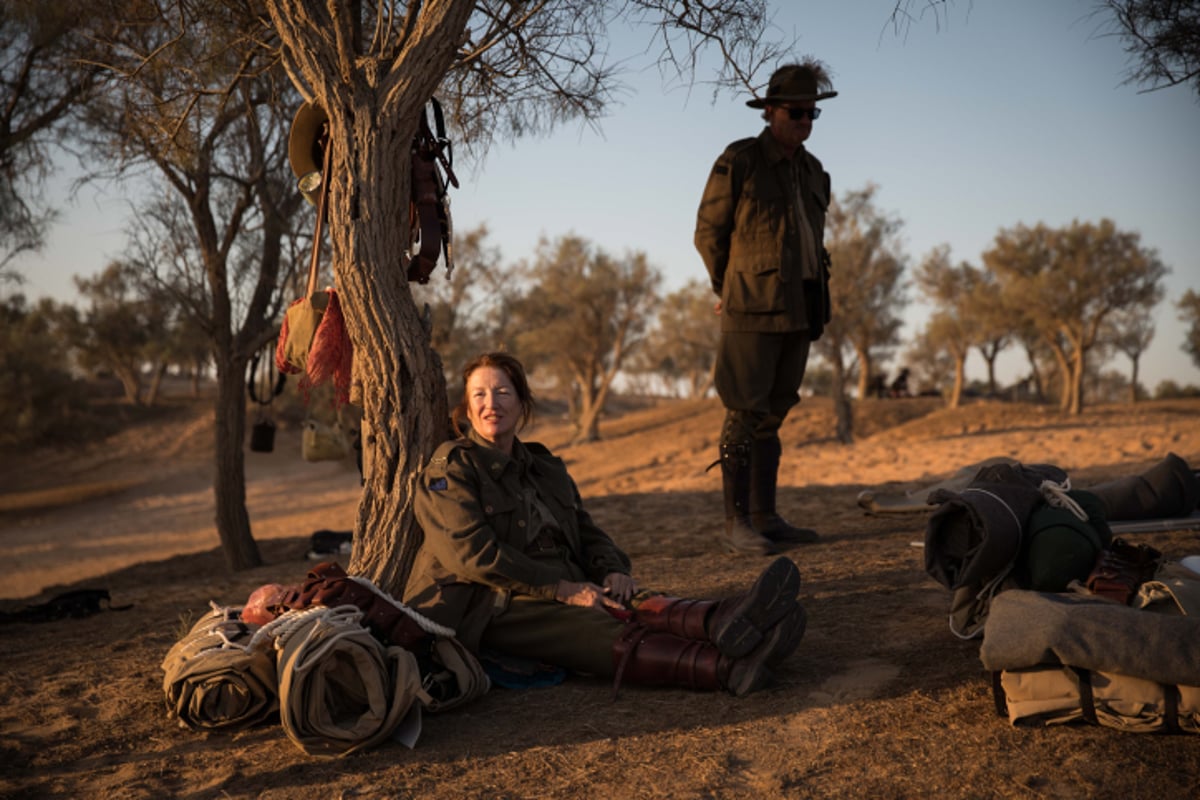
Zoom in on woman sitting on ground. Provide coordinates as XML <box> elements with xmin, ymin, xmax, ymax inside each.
<box><xmin>403</xmin><ymin>352</ymin><xmax>806</xmax><ymax>696</ymax></box>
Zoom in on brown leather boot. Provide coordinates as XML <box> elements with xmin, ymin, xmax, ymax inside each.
<box><xmin>631</xmin><ymin>556</ymin><xmax>801</xmax><ymax>659</ymax></box>
<box><xmin>721</xmin><ymin>602</ymin><xmax>808</xmax><ymax>696</ymax></box>
<box><xmin>611</xmin><ymin>607</ymin><xmax>806</xmax><ymax>698</ymax></box>
<box><xmin>612</xmin><ymin>627</ymin><xmax>728</xmax><ymax>692</ymax></box>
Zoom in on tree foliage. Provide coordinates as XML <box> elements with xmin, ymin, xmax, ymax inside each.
<box><xmin>510</xmin><ymin>234</ymin><xmax>661</xmax><ymax>443</ymax></box>
<box><xmin>902</xmin><ymin>322</ymin><xmax>955</xmax><ymax>397</ymax></box>
<box><xmin>0</xmin><ymin>1</ymin><xmax>103</xmax><ymax>272</ymax></box>
<box><xmin>411</xmin><ymin>223</ymin><xmax>509</xmax><ymax>383</ymax></box>
<box><xmin>1098</xmin><ymin>0</ymin><xmax>1200</xmax><ymax>97</ymax></box>
<box><xmin>635</xmin><ymin>279</ymin><xmax>721</xmax><ymax>399</ymax></box>
<box><xmin>1179</xmin><ymin>288</ymin><xmax>1200</xmax><ymax>369</ymax></box>
<box><xmin>64</xmin><ymin>261</ymin><xmax>169</xmax><ymax>404</ymax></box>
<box><xmin>76</xmin><ymin>0</ymin><xmax>307</xmax><ymax>571</ymax></box>
<box><xmin>983</xmin><ymin>219</ymin><xmax>1167</xmax><ymax>414</ymax></box>
<box><xmin>913</xmin><ymin>245</ymin><xmax>979</xmax><ymax>408</ymax></box>
<box><xmin>1104</xmin><ymin>303</ymin><xmax>1156</xmax><ymax>401</ymax></box>
<box><xmin>815</xmin><ymin>184</ymin><xmax>909</xmax><ymax>441</ymax></box>
<box><xmin>0</xmin><ymin>293</ymin><xmax>90</xmax><ymax>449</ymax></box>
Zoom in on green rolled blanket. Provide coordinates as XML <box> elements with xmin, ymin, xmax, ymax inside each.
<box><xmin>1021</xmin><ymin>489</ymin><xmax>1111</xmax><ymax>592</ymax></box>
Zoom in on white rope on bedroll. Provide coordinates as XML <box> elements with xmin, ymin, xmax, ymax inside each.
<box><xmin>1039</xmin><ymin>477</ymin><xmax>1088</xmax><ymax>521</ymax></box>
<box><xmin>241</xmin><ymin>583</ymin><xmax>455</xmax><ymax>652</ymax></box>
<box><xmin>254</xmin><ymin>604</ymin><xmax>365</xmax><ymax>657</ymax></box>
<box><xmin>263</xmin><ymin>604</ymin><xmax>425</xmax><ymax>757</ymax></box>
<box><xmin>345</xmin><ymin>574</ymin><xmax>456</xmax><ymax>638</ymax></box>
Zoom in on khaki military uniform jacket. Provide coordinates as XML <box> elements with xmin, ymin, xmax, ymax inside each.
<box><xmin>694</xmin><ymin>128</ymin><xmax>832</xmax><ymax>334</ymax></box>
<box><xmin>405</xmin><ymin>431</ymin><xmax>632</xmax><ymax>651</ymax></box>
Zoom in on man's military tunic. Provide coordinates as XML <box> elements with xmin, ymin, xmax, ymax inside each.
<box><xmin>405</xmin><ymin>430</ymin><xmax>633</xmax><ymax>676</ymax></box>
<box><xmin>694</xmin><ymin>127</ymin><xmax>833</xmax><ymax>441</ymax></box>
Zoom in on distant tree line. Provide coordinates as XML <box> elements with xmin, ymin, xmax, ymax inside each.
<box><xmin>5</xmin><ymin>199</ymin><xmax>1200</xmax><ymax>450</ymax></box>
<box><xmin>411</xmin><ymin>193</ymin><xmax>1194</xmax><ymax>445</ymax></box>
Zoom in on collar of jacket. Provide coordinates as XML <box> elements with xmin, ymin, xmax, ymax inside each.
<box><xmin>758</xmin><ymin>126</ymin><xmax>807</xmax><ymax>165</ymax></box>
<box><xmin>465</xmin><ymin>428</ymin><xmax>534</xmax><ymax>479</ymax></box>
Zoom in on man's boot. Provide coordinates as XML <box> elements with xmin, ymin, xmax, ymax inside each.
<box><xmin>720</xmin><ymin>442</ymin><xmax>776</xmax><ymax>555</ymax></box>
<box><xmin>611</xmin><ymin>606</ymin><xmax>806</xmax><ymax>697</ymax></box>
<box><xmin>750</xmin><ymin>437</ymin><xmax>819</xmax><ymax>545</ymax></box>
<box><xmin>630</xmin><ymin>556</ymin><xmax>801</xmax><ymax>658</ymax></box>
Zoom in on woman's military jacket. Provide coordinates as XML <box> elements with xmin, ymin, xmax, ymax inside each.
<box><xmin>405</xmin><ymin>431</ymin><xmax>632</xmax><ymax>650</ymax></box>
<box><xmin>694</xmin><ymin>127</ymin><xmax>832</xmax><ymax>334</ymax></box>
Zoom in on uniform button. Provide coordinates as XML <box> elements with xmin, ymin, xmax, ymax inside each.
<box><xmin>484</xmin><ymin>505</ymin><xmax>494</xmax><ymax>513</ymax></box>
<box><xmin>517</xmin><ymin>520</ymin><xmax>526</xmax><ymax>528</ymax></box>
<box><xmin>490</xmin><ymin>462</ymin><xmax>501</xmax><ymax>473</ymax></box>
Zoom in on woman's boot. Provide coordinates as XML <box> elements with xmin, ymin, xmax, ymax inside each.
<box><xmin>629</xmin><ymin>556</ymin><xmax>801</xmax><ymax>659</ymax></box>
<box><xmin>612</xmin><ymin>604</ymin><xmax>807</xmax><ymax>697</ymax></box>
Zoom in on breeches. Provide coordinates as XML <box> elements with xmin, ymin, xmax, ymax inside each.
<box><xmin>715</xmin><ymin>329</ymin><xmax>812</xmax><ymax>444</ymax></box>
<box><xmin>479</xmin><ymin>596</ymin><xmax>627</xmax><ymax>677</ymax></box>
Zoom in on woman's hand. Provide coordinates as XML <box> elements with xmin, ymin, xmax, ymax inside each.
<box><xmin>602</xmin><ymin>572</ymin><xmax>638</xmax><ymax>606</ymax></box>
<box><xmin>555</xmin><ymin>580</ymin><xmax>626</xmax><ymax>613</ymax></box>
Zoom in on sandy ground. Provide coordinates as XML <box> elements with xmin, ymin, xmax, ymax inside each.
<box><xmin>1</xmin><ymin>394</ymin><xmax>1199</xmax><ymax>799</ymax></box>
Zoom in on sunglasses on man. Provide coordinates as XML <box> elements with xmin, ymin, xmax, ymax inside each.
<box><xmin>783</xmin><ymin>107</ymin><xmax>821</xmax><ymax>120</ymax></box>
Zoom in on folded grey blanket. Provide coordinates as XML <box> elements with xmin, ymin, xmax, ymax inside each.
<box><xmin>979</xmin><ymin>590</ymin><xmax>1200</xmax><ymax>688</ymax></box>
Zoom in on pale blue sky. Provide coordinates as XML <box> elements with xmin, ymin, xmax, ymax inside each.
<box><xmin>15</xmin><ymin>0</ymin><xmax>1200</xmax><ymax>391</ymax></box>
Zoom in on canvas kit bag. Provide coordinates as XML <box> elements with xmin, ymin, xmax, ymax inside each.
<box><xmin>983</xmin><ymin>561</ymin><xmax>1200</xmax><ymax>733</ymax></box>
<box><xmin>301</xmin><ymin>419</ymin><xmax>349</xmax><ymax>462</ymax></box>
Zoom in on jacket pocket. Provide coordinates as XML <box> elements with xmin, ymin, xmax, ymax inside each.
<box><xmin>725</xmin><ymin>262</ymin><xmax>785</xmax><ymax>314</ymax></box>
<box><xmin>478</xmin><ymin>485</ymin><xmax>518</xmax><ymax>539</ymax></box>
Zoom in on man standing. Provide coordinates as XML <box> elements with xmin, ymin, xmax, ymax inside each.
<box><xmin>694</xmin><ymin>61</ymin><xmax>836</xmax><ymax>555</ymax></box>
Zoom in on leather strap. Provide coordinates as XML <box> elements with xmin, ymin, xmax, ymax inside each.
<box><xmin>1072</xmin><ymin>666</ymin><xmax>1098</xmax><ymax>724</ymax></box>
<box><xmin>305</xmin><ymin>127</ymin><xmax>333</xmax><ymax>298</ymax></box>
<box><xmin>991</xmin><ymin>671</ymin><xmax>1008</xmax><ymax>717</ymax></box>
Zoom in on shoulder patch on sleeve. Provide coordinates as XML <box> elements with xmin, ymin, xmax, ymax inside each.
<box><xmin>428</xmin><ymin>476</ymin><xmax>448</xmax><ymax>491</ymax></box>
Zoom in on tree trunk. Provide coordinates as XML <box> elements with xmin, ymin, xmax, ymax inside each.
<box><xmin>145</xmin><ymin>360</ymin><xmax>168</xmax><ymax>406</ymax></box>
<box><xmin>1129</xmin><ymin>357</ymin><xmax>1140</xmax><ymax>403</ymax></box>
<box><xmin>575</xmin><ymin>368</ymin><xmax>617</xmax><ymax>444</ymax></box>
<box><xmin>115</xmin><ymin>365</ymin><xmax>142</xmax><ymax>405</ymax></box>
<box><xmin>948</xmin><ymin>353</ymin><xmax>965</xmax><ymax>409</ymax></box>
<box><xmin>1046</xmin><ymin>340</ymin><xmax>1073</xmax><ymax>412</ymax></box>
<box><xmin>331</xmin><ymin>97</ymin><xmax>449</xmax><ymax>597</ymax></box>
<box><xmin>831</xmin><ymin>355</ymin><xmax>853</xmax><ymax>444</ymax></box>
<box><xmin>212</xmin><ymin>355</ymin><xmax>262</xmax><ymax>570</ymax></box>
<box><xmin>576</xmin><ymin>395</ymin><xmax>601</xmax><ymax>443</ymax></box>
<box><xmin>984</xmin><ymin>354</ymin><xmax>998</xmax><ymax>396</ymax></box>
<box><xmin>855</xmin><ymin>347</ymin><xmax>872</xmax><ymax>401</ymax></box>
<box><xmin>264</xmin><ymin>0</ymin><xmax>483</xmax><ymax>596</ymax></box>
<box><xmin>1022</xmin><ymin>342</ymin><xmax>1046</xmax><ymax>403</ymax></box>
<box><xmin>1068</xmin><ymin>350</ymin><xmax>1086</xmax><ymax>414</ymax></box>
